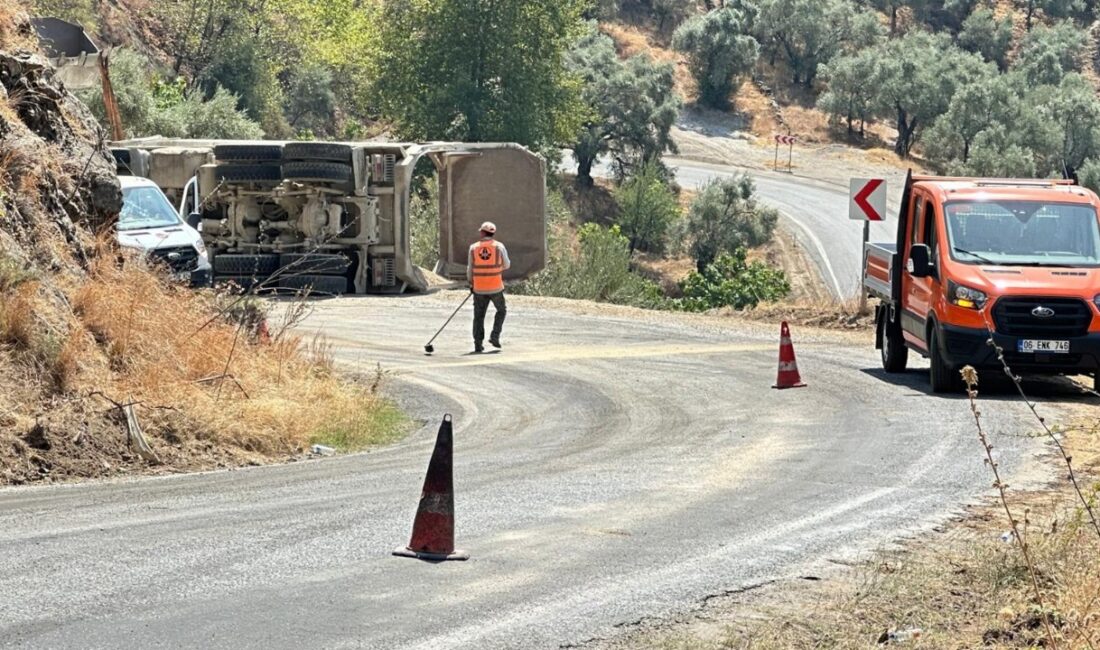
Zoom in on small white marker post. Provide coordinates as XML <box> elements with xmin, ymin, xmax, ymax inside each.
<box><xmin>850</xmin><ymin>178</ymin><xmax>888</xmax><ymax>313</ymax></box>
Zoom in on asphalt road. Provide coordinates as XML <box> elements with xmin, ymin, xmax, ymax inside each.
<box><xmin>0</xmin><ymin>293</ymin><xmax>1068</xmax><ymax>649</ymax></box>
<box><xmin>569</xmin><ymin>153</ymin><xmax>897</xmax><ymax>299</ymax></box>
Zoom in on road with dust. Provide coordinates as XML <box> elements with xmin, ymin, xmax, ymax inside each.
<box><xmin>0</xmin><ymin>293</ymin><xmax>1072</xmax><ymax>649</ymax></box>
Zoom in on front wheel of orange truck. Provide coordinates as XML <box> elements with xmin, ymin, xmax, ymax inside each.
<box><xmin>929</xmin><ymin>329</ymin><xmax>962</xmax><ymax>394</ymax></box>
<box><xmin>880</xmin><ymin>316</ymin><xmax>908</xmax><ymax>373</ymax></box>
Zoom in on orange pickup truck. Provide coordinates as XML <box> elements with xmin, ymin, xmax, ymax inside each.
<box><xmin>864</xmin><ymin>173</ymin><xmax>1100</xmax><ymax>393</ymax></box>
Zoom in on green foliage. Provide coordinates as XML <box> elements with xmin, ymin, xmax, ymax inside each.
<box><xmin>958</xmin><ymin>8</ymin><xmax>1014</xmax><ymax>71</ymax></box>
<box><xmin>410</xmin><ymin>177</ymin><xmax>441</xmax><ymax>270</ymax></box>
<box><xmin>672</xmin><ymin>6</ymin><xmax>759</xmax><ymax>109</ymax></box>
<box><xmin>283</xmin><ymin>63</ymin><xmax>337</xmax><ymax>134</ymax></box>
<box><xmin>754</xmin><ymin>0</ymin><xmax>883</xmax><ymax>88</ymax></box>
<box><xmin>677</xmin><ymin>249</ymin><xmax>790</xmax><ymax>312</ymax></box>
<box><xmin>857</xmin><ymin>32</ymin><xmax>990</xmax><ymax>157</ymax></box>
<box><xmin>82</xmin><ymin>49</ymin><xmax>263</xmax><ymax>139</ymax></box>
<box><xmin>649</xmin><ymin>0</ymin><xmax>694</xmax><ymax>34</ymax></box>
<box><xmin>566</xmin><ymin>26</ymin><xmax>681</xmax><ymax>184</ymax></box>
<box><xmin>1016</xmin><ymin>0</ymin><xmax>1086</xmax><ymax>31</ymax></box>
<box><xmin>816</xmin><ymin>47</ymin><xmax>879</xmax><ymax>136</ymax></box>
<box><xmin>922</xmin><ymin>71</ymin><xmax>1022</xmax><ymax>168</ymax></box>
<box><xmin>516</xmin><ymin>200</ymin><xmax>667</xmax><ymax>309</ymax></box>
<box><xmin>678</xmin><ymin>174</ymin><xmax>778</xmax><ymax>272</ymax></box>
<box><xmin>614</xmin><ymin>161</ymin><xmax>681</xmax><ymax>254</ymax></box>
<box><xmin>31</xmin><ymin>0</ymin><xmax>98</xmax><ymax>29</ymax></box>
<box><xmin>1077</xmin><ymin>159</ymin><xmax>1100</xmax><ymax>195</ymax></box>
<box><xmin>375</xmin><ymin>0</ymin><xmax>589</xmax><ymax>151</ymax></box>
<box><xmin>1015</xmin><ymin>20</ymin><xmax>1087</xmax><ymax>86</ymax></box>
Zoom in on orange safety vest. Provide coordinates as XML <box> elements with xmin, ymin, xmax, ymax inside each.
<box><xmin>471</xmin><ymin>240</ymin><xmax>505</xmax><ymax>294</ymax></box>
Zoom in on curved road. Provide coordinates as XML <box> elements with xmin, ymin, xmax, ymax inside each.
<box><xmin>0</xmin><ymin>293</ymin><xmax>1061</xmax><ymax>649</ymax></box>
<box><xmin>570</xmin><ymin>153</ymin><xmax>897</xmax><ymax>298</ymax></box>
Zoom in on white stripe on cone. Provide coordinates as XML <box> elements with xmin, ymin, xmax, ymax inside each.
<box><xmin>778</xmin><ymin>361</ymin><xmax>799</xmax><ymax>372</ymax></box>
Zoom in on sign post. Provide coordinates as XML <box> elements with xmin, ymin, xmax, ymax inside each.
<box><xmin>774</xmin><ymin>134</ymin><xmax>796</xmax><ymax>173</ymax></box>
<box><xmin>849</xmin><ymin>178</ymin><xmax>887</xmax><ymax>313</ymax></box>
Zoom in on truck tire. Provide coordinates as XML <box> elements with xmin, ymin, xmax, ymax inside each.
<box><xmin>214</xmin><ymin>164</ymin><xmax>282</xmax><ymax>184</ymax></box>
<box><xmin>213</xmin><ymin>253</ymin><xmax>281</xmax><ymax>276</ymax></box>
<box><xmin>879</xmin><ymin>316</ymin><xmax>908</xmax><ymax>373</ymax></box>
<box><xmin>281</xmin><ymin>161</ymin><xmax>354</xmax><ymax>185</ymax></box>
<box><xmin>282</xmin><ymin>142</ymin><xmax>353</xmax><ymax>164</ymax></box>
<box><xmin>279</xmin><ymin>253</ymin><xmax>351</xmax><ymax>275</ymax></box>
<box><xmin>280</xmin><ymin>274</ymin><xmax>348</xmax><ymax>296</ymax></box>
<box><xmin>214</xmin><ymin>275</ymin><xmax>264</xmax><ymax>293</ymax></box>
<box><xmin>111</xmin><ymin>148</ymin><xmax>131</xmax><ymax>169</ymax></box>
<box><xmin>929</xmin><ymin>329</ymin><xmax>962</xmax><ymax>394</ymax></box>
<box><xmin>214</xmin><ymin>144</ymin><xmax>283</xmax><ymax>163</ymax></box>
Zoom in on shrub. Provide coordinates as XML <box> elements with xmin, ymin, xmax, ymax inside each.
<box><xmin>672</xmin><ymin>7</ymin><xmax>759</xmax><ymax>109</ymax></box>
<box><xmin>614</xmin><ymin>161</ymin><xmax>681</xmax><ymax>254</ymax></box>
<box><xmin>677</xmin><ymin>249</ymin><xmax>790</xmax><ymax>312</ymax></box>
<box><xmin>82</xmin><ymin>49</ymin><xmax>263</xmax><ymax>139</ymax></box>
<box><xmin>678</xmin><ymin>174</ymin><xmax>778</xmax><ymax>272</ymax></box>
<box><xmin>515</xmin><ymin>214</ymin><xmax>666</xmax><ymax>309</ymax></box>
<box><xmin>410</xmin><ymin>177</ymin><xmax>440</xmax><ymax>270</ymax></box>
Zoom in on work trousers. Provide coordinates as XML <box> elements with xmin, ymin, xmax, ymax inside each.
<box><xmin>473</xmin><ymin>291</ymin><xmax>507</xmax><ymax>343</ymax></box>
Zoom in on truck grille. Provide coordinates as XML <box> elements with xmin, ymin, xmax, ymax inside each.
<box><xmin>150</xmin><ymin>245</ymin><xmax>199</xmax><ymax>273</ymax></box>
<box><xmin>992</xmin><ymin>297</ymin><xmax>1092</xmax><ymax>338</ymax></box>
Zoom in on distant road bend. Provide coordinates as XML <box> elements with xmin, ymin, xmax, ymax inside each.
<box><xmin>569</xmin><ymin>152</ymin><xmax>897</xmax><ymax>299</ymax></box>
<box><xmin>0</xmin><ymin>293</ymin><xmax>1056</xmax><ymax>649</ymax></box>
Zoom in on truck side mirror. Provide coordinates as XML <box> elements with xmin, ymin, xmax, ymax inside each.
<box><xmin>186</xmin><ymin>212</ymin><xmax>202</xmax><ymax>230</ymax></box>
<box><xmin>907</xmin><ymin>244</ymin><xmax>933</xmax><ymax>278</ymax></box>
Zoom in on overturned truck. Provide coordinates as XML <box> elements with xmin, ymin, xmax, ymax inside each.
<box><xmin>109</xmin><ymin>139</ymin><xmax>548</xmax><ymax>294</ymax></box>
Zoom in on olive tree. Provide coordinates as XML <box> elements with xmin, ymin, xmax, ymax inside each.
<box><xmin>754</xmin><ymin>0</ymin><xmax>883</xmax><ymax>88</ymax></box>
<box><xmin>957</xmin><ymin>7</ymin><xmax>1014</xmax><ymax>71</ymax></box>
<box><xmin>672</xmin><ymin>6</ymin><xmax>759</xmax><ymax>109</ymax></box>
<box><xmin>614</xmin><ymin>161</ymin><xmax>681</xmax><ymax>254</ymax></box>
<box><xmin>566</xmin><ymin>28</ymin><xmax>681</xmax><ymax>186</ymax></box>
<box><xmin>677</xmin><ymin>174</ymin><xmax>778</xmax><ymax>272</ymax></box>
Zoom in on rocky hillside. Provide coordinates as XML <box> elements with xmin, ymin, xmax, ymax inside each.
<box><xmin>0</xmin><ymin>2</ymin><xmax>401</xmax><ymax>485</ymax></box>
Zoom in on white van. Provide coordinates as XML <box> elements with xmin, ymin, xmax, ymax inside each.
<box><xmin>117</xmin><ymin>176</ymin><xmax>212</xmax><ymax>286</ymax></box>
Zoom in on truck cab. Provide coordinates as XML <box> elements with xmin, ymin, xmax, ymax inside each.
<box><xmin>865</xmin><ymin>173</ymin><xmax>1100</xmax><ymax>393</ymax></box>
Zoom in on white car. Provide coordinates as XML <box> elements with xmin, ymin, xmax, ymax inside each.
<box><xmin>117</xmin><ymin>176</ymin><xmax>212</xmax><ymax>286</ymax></box>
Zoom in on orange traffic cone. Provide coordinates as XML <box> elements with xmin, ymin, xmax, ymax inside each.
<box><xmin>393</xmin><ymin>414</ymin><xmax>469</xmax><ymax>561</ymax></box>
<box><xmin>773</xmin><ymin>321</ymin><xmax>807</xmax><ymax>389</ymax></box>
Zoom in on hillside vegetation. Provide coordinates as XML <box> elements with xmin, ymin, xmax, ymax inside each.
<box><xmin>28</xmin><ymin>0</ymin><xmax>1100</xmax><ymax>316</ymax></box>
<box><xmin>0</xmin><ymin>2</ymin><xmax>404</xmax><ymax>484</ymax></box>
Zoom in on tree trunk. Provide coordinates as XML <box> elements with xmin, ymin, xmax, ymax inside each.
<box><xmin>890</xmin><ymin>7</ymin><xmax>897</xmax><ymax>36</ymax></box>
<box><xmin>576</xmin><ymin>154</ymin><xmax>595</xmax><ymax>187</ymax></box>
<box><xmin>895</xmin><ymin>106</ymin><xmax>913</xmax><ymax>158</ymax></box>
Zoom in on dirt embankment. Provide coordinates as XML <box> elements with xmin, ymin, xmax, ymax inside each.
<box><xmin>0</xmin><ymin>4</ymin><xmax>404</xmax><ymax>486</ymax></box>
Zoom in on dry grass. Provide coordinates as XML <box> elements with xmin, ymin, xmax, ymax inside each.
<box><xmin>0</xmin><ymin>2</ymin><xmax>36</xmax><ymax>52</ymax></box>
<box><xmin>626</xmin><ymin>412</ymin><xmax>1100</xmax><ymax>649</ymax></box>
<box><xmin>601</xmin><ymin>21</ymin><xmax>696</xmax><ymax>101</ymax></box>
<box><xmin>68</xmin><ymin>254</ymin><xmax>407</xmax><ymax>456</ymax></box>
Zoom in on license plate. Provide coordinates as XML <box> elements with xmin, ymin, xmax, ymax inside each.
<box><xmin>1017</xmin><ymin>340</ymin><xmax>1070</xmax><ymax>354</ymax></box>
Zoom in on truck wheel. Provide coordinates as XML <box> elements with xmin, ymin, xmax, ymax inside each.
<box><xmin>214</xmin><ymin>144</ymin><xmax>283</xmax><ymax>163</ymax></box>
<box><xmin>879</xmin><ymin>317</ymin><xmax>908</xmax><ymax>373</ymax></box>
<box><xmin>214</xmin><ymin>276</ymin><xmax>264</xmax><ymax>293</ymax></box>
<box><xmin>280</xmin><ymin>274</ymin><xmax>348</xmax><ymax>296</ymax></box>
<box><xmin>929</xmin><ymin>329</ymin><xmax>962</xmax><ymax>394</ymax></box>
<box><xmin>279</xmin><ymin>253</ymin><xmax>351</xmax><ymax>275</ymax></box>
<box><xmin>281</xmin><ymin>161</ymin><xmax>354</xmax><ymax>185</ymax></box>
<box><xmin>213</xmin><ymin>254</ymin><xmax>281</xmax><ymax>276</ymax></box>
<box><xmin>214</xmin><ymin>164</ymin><xmax>282</xmax><ymax>184</ymax></box>
<box><xmin>282</xmin><ymin>142</ymin><xmax>353</xmax><ymax>164</ymax></box>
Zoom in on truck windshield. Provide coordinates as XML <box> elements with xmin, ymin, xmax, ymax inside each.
<box><xmin>119</xmin><ymin>186</ymin><xmax>181</xmax><ymax>231</ymax></box>
<box><xmin>945</xmin><ymin>200</ymin><xmax>1100</xmax><ymax>267</ymax></box>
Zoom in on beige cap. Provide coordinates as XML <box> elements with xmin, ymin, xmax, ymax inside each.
<box><xmin>479</xmin><ymin>221</ymin><xmax>497</xmax><ymax>234</ymax></box>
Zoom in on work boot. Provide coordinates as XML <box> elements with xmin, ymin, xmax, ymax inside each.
<box><xmin>489</xmin><ymin>337</ymin><xmax>501</xmax><ymax>349</ymax></box>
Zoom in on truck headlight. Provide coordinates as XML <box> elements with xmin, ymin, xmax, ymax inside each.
<box><xmin>193</xmin><ymin>239</ymin><xmax>207</xmax><ymax>256</ymax></box>
<box><xmin>948</xmin><ymin>281</ymin><xmax>987</xmax><ymax>310</ymax></box>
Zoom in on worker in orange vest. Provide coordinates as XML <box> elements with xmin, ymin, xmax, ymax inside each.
<box><xmin>468</xmin><ymin>221</ymin><xmax>511</xmax><ymax>353</ymax></box>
